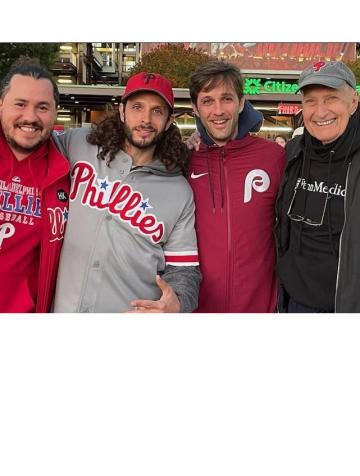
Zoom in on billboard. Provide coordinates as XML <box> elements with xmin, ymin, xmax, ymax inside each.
<box><xmin>141</xmin><ymin>42</ymin><xmax>356</xmax><ymax>73</ymax></box>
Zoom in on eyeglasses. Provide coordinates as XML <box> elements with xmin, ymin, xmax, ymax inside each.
<box><xmin>287</xmin><ymin>186</ymin><xmax>331</xmax><ymax>227</ymax></box>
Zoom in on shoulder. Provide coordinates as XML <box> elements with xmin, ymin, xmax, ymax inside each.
<box><xmin>53</xmin><ymin>127</ymin><xmax>90</xmax><ymax>147</ymax></box>
<box><xmin>236</xmin><ymin>135</ymin><xmax>286</xmax><ymax>165</ymax></box>
<box><xmin>64</xmin><ymin>127</ymin><xmax>91</xmax><ymax>141</ymax></box>
<box><xmin>168</xmin><ymin>174</ymin><xmax>195</xmax><ymax>200</ymax></box>
<box><xmin>249</xmin><ymin>135</ymin><xmax>284</xmax><ymax>153</ymax></box>
<box><xmin>285</xmin><ymin>135</ymin><xmax>303</xmax><ymax>159</ymax></box>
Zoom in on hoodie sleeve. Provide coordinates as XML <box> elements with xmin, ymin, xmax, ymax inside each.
<box><xmin>161</xmin><ymin>186</ymin><xmax>201</xmax><ymax>312</ymax></box>
<box><xmin>161</xmin><ymin>264</ymin><xmax>202</xmax><ymax>313</ymax></box>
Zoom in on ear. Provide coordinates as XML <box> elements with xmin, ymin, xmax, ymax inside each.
<box><xmin>191</xmin><ymin>102</ymin><xmax>200</xmax><ymax>117</ymax></box>
<box><xmin>351</xmin><ymin>90</ymin><xmax>359</xmax><ymax>115</ymax></box>
<box><xmin>165</xmin><ymin>113</ymin><xmax>174</xmax><ymax>131</ymax></box>
<box><xmin>119</xmin><ymin>103</ymin><xmax>125</xmax><ymax>123</ymax></box>
<box><xmin>238</xmin><ymin>96</ymin><xmax>245</xmax><ymax>114</ymax></box>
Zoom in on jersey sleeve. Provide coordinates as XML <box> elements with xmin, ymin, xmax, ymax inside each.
<box><xmin>162</xmin><ymin>186</ymin><xmax>201</xmax><ymax>312</ymax></box>
<box><xmin>163</xmin><ymin>188</ymin><xmax>199</xmax><ymax>267</ymax></box>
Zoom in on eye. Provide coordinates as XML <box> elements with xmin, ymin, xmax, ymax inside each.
<box><xmin>39</xmin><ymin>105</ymin><xmax>50</xmax><ymax>112</ymax></box>
<box><xmin>14</xmin><ymin>102</ymin><xmax>25</xmax><ymax>108</ymax></box>
<box><xmin>131</xmin><ymin>103</ymin><xmax>142</xmax><ymax>111</ymax></box>
<box><xmin>200</xmin><ymin>98</ymin><xmax>213</xmax><ymax>106</ymax></box>
<box><xmin>222</xmin><ymin>96</ymin><xmax>234</xmax><ymax>102</ymax></box>
<box><xmin>303</xmin><ymin>98</ymin><xmax>315</xmax><ymax>105</ymax></box>
<box><xmin>153</xmin><ymin>107</ymin><xmax>163</xmax><ymax>115</ymax></box>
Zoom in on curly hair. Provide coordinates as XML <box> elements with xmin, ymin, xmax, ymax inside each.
<box><xmin>86</xmin><ymin>111</ymin><xmax>190</xmax><ymax>172</ymax></box>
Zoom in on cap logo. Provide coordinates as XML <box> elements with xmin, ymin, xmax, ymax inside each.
<box><xmin>144</xmin><ymin>73</ymin><xmax>156</xmax><ymax>84</ymax></box>
<box><xmin>313</xmin><ymin>61</ymin><xmax>326</xmax><ymax>73</ymax></box>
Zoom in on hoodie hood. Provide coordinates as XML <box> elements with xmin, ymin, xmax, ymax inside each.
<box><xmin>195</xmin><ymin>99</ymin><xmax>263</xmax><ymax>146</ymax></box>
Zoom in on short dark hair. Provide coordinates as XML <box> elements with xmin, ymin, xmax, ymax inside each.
<box><xmin>190</xmin><ymin>60</ymin><xmax>244</xmax><ymax>105</ymax></box>
<box><xmin>0</xmin><ymin>60</ymin><xmax>59</xmax><ymax>107</ymax></box>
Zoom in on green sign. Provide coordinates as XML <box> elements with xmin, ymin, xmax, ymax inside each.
<box><xmin>244</xmin><ymin>78</ymin><xmax>360</xmax><ymax>96</ymax></box>
<box><xmin>244</xmin><ymin>78</ymin><xmax>298</xmax><ymax>95</ymax></box>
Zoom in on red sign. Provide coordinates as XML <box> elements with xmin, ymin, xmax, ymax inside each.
<box><xmin>277</xmin><ymin>104</ymin><xmax>302</xmax><ymax>115</ymax></box>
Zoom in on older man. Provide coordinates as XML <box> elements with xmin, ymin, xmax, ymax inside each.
<box><xmin>275</xmin><ymin>61</ymin><xmax>360</xmax><ymax>312</ymax></box>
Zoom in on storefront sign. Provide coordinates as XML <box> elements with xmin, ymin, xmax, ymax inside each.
<box><xmin>244</xmin><ymin>78</ymin><xmax>299</xmax><ymax>95</ymax></box>
<box><xmin>277</xmin><ymin>103</ymin><xmax>302</xmax><ymax>115</ymax></box>
<box><xmin>243</xmin><ymin>79</ymin><xmax>360</xmax><ymax>96</ymax></box>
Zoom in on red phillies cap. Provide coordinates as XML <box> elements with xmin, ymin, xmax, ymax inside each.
<box><xmin>122</xmin><ymin>72</ymin><xmax>174</xmax><ymax>110</ymax></box>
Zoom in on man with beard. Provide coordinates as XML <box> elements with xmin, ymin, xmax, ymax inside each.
<box><xmin>0</xmin><ymin>61</ymin><xmax>69</xmax><ymax>312</ymax></box>
<box><xmin>53</xmin><ymin>72</ymin><xmax>200</xmax><ymax>313</ymax></box>
<box><xmin>275</xmin><ymin>61</ymin><xmax>360</xmax><ymax>312</ymax></box>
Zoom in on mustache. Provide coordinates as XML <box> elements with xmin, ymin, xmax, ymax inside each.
<box><xmin>135</xmin><ymin>124</ymin><xmax>156</xmax><ymax>132</ymax></box>
<box><xmin>15</xmin><ymin>121</ymin><xmax>42</xmax><ymax>130</ymax></box>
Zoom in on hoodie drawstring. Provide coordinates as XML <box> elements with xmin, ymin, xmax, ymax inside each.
<box><xmin>326</xmin><ymin>150</ymin><xmax>336</xmax><ymax>257</ymax></box>
<box><xmin>205</xmin><ymin>149</ymin><xmax>216</xmax><ymax>213</ymax></box>
<box><xmin>205</xmin><ymin>147</ymin><xmax>226</xmax><ymax>213</ymax></box>
<box><xmin>296</xmin><ymin>143</ymin><xmax>309</xmax><ymax>254</ymax></box>
<box><xmin>218</xmin><ymin>149</ymin><xmax>225</xmax><ymax>211</ymax></box>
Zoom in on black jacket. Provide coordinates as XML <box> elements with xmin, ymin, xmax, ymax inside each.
<box><xmin>275</xmin><ymin>129</ymin><xmax>360</xmax><ymax>313</ymax></box>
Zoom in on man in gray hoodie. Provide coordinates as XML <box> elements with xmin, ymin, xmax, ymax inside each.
<box><xmin>53</xmin><ymin>72</ymin><xmax>201</xmax><ymax>313</ymax></box>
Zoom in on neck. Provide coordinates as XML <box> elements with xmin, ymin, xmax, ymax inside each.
<box><xmin>10</xmin><ymin>148</ymin><xmax>31</xmax><ymax>161</ymax></box>
<box><xmin>124</xmin><ymin>142</ymin><xmax>155</xmax><ymax>166</ymax></box>
<box><xmin>207</xmin><ymin>124</ymin><xmax>239</xmax><ymax>147</ymax></box>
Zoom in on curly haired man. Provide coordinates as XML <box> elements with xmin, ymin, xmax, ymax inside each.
<box><xmin>53</xmin><ymin>72</ymin><xmax>201</xmax><ymax>313</ymax></box>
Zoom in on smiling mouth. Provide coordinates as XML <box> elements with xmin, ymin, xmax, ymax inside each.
<box><xmin>210</xmin><ymin>119</ymin><xmax>229</xmax><ymax>129</ymax></box>
<box><xmin>16</xmin><ymin>125</ymin><xmax>41</xmax><ymax>133</ymax></box>
<box><xmin>314</xmin><ymin>119</ymin><xmax>336</xmax><ymax>126</ymax></box>
<box><xmin>211</xmin><ymin>119</ymin><xmax>227</xmax><ymax>125</ymax></box>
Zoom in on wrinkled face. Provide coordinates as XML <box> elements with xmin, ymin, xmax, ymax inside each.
<box><xmin>192</xmin><ymin>80</ymin><xmax>244</xmax><ymax>146</ymax></box>
<box><xmin>0</xmin><ymin>74</ymin><xmax>57</xmax><ymax>159</ymax></box>
<box><xmin>302</xmin><ymin>84</ymin><xmax>359</xmax><ymax>144</ymax></box>
<box><xmin>275</xmin><ymin>136</ymin><xmax>286</xmax><ymax>147</ymax></box>
<box><xmin>119</xmin><ymin>92</ymin><xmax>172</xmax><ymax>150</ymax></box>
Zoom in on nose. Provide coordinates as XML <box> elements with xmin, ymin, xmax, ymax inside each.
<box><xmin>212</xmin><ymin>100</ymin><xmax>224</xmax><ymax>116</ymax></box>
<box><xmin>314</xmin><ymin>101</ymin><xmax>329</xmax><ymax>119</ymax></box>
<box><xmin>21</xmin><ymin>105</ymin><xmax>39</xmax><ymax>123</ymax></box>
<box><xmin>140</xmin><ymin>107</ymin><xmax>152</xmax><ymax>124</ymax></box>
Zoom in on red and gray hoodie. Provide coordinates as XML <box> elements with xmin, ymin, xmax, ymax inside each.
<box><xmin>188</xmin><ymin>101</ymin><xmax>286</xmax><ymax>313</ymax></box>
<box><xmin>0</xmin><ymin>132</ymin><xmax>70</xmax><ymax>313</ymax></box>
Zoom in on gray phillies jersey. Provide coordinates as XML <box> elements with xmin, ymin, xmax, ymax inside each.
<box><xmin>53</xmin><ymin>128</ymin><xmax>199</xmax><ymax>313</ymax></box>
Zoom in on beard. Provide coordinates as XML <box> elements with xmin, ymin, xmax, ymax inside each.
<box><xmin>4</xmin><ymin>121</ymin><xmax>50</xmax><ymax>155</ymax></box>
<box><xmin>123</xmin><ymin>123</ymin><xmax>165</xmax><ymax>150</ymax></box>
<box><xmin>5</xmin><ymin>135</ymin><xmax>49</xmax><ymax>155</ymax></box>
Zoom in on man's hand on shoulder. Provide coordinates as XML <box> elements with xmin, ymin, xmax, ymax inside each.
<box><xmin>185</xmin><ymin>131</ymin><xmax>201</xmax><ymax>151</ymax></box>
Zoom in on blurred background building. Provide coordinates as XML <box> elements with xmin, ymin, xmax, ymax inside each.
<box><xmin>51</xmin><ymin>42</ymin><xmax>359</xmax><ymax>140</ymax></box>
